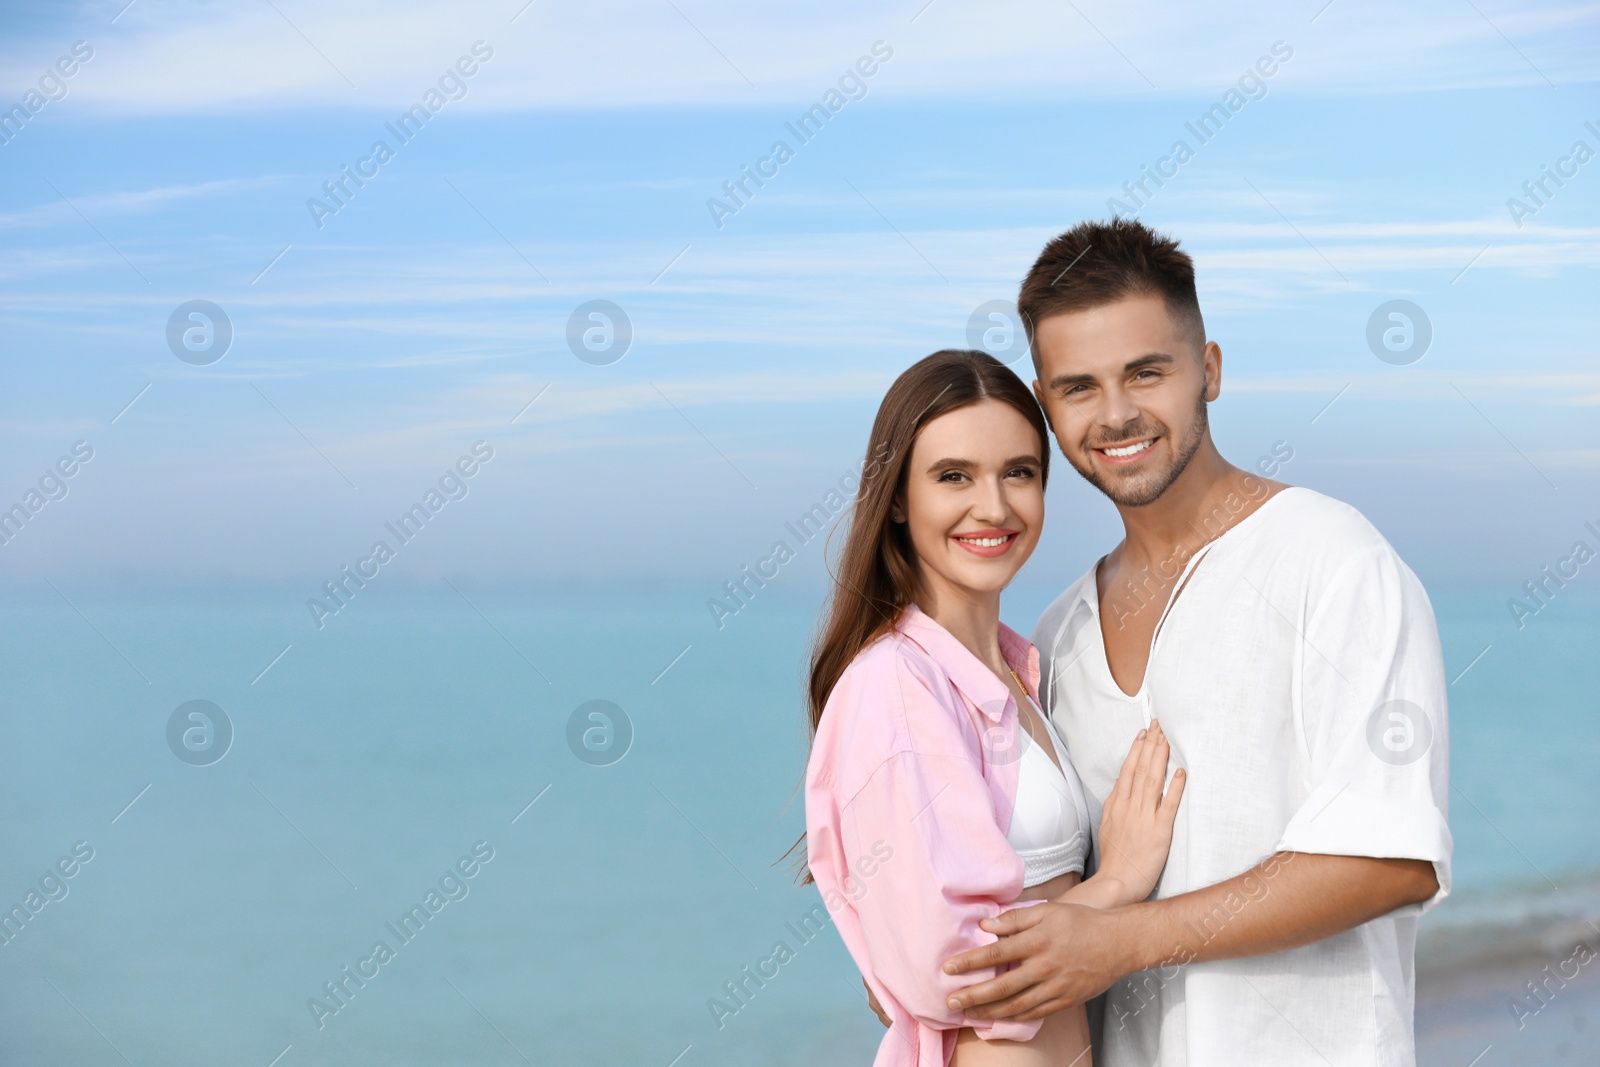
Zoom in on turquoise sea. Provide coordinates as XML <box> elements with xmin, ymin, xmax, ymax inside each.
<box><xmin>1</xmin><ymin>580</ymin><xmax>1595</xmax><ymax>1065</ymax></box>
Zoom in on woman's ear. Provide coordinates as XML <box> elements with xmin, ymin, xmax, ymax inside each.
<box><xmin>889</xmin><ymin>495</ymin><xmax>906</xmax><ymax>524</ymax></box>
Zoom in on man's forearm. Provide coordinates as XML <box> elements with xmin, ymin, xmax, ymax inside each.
<box><xmin>1110</xmin><ymin>852</ymin><xmax>1439</xmax><ymax>975</ymax></box>
<box><xmin>1056</xmin><ymin>872</ymin><xmax>1139</xmax><ymax>911</ymax></box>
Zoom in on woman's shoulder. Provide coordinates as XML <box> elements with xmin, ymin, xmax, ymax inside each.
<box><xmin>823</xmin><ymin>629</ymin><xmax>943</xmax><ymax>731</ymax></box>
<box><xmin>835</xmin><ymin>626</ymin><xmax>948</xmax><ymax>692</ymax></box>
<box><xmin>810</xmin><ymin>627</ymin><xmax>978</xmax><ymax>793</ymax></box>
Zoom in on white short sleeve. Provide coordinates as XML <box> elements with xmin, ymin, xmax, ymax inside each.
<box><xmin>1275</xmin><ymin>541</ymin><xmax>1452</xmax><ymax>914</ymax></box>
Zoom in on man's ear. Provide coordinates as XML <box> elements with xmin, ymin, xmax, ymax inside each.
<box><xmin>1202</xmin><ymin>341</ymin><xmax>1222</xmax><ymax>402</ymax></box>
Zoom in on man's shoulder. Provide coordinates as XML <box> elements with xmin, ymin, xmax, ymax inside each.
<box><xmin>1027</xmin><ymin>489</ymin><xmax>1414</xmax><ymax>654</ymax></box>
<box><xmin>1251</xmin><ymin>487</ymin><xmax>1398</xmax><ymax>566</ymax></box>
<box><xmin>1245</xmin><ymin>488</ymin><xmax>1438</xmax><ymax>625</ymax></box>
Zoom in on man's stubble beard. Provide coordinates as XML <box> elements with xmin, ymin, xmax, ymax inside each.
<box><xmin>1066</xmin><ymin>388</ymin><xmax>1209</xmax><ymax>508</ymax></box>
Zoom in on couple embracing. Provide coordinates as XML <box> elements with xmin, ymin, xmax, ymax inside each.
<box><xmin>801</xmin><ymin>219</ymin><xmax>1450</xmax><ymax>1066</ymax></box>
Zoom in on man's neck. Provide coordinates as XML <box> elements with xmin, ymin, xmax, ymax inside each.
<box><xmin>1112</xmin><ymin>441</ymin><xmax>1275</xmax><ymax>569</ymax></box>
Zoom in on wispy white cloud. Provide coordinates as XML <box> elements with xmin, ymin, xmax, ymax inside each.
<box><xmin>4</xmin><ymin>0</ymin><xmax>1593</xmax><ymax>114</ymax></box>
<box><xmin>0</xmin><ymin>176</ymin><xmax>290</xmax><ymax>229</ymax></box>
<box><xmin>1224</xmin><ymin>370</ymin><xmax>1600</xmax><ymax>396</ymax></box>
<box><xmin>3</xmin><ymin>205</ymin><xmax>1598</xmax><ymax>358</ymax></box>
<box><xmin>1314</xmin><ymin>448</ymin><xmax>1600</xmax><ymax>470</ymax></box>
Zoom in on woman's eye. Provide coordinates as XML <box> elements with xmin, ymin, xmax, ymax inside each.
<box><xmin>938</xmin><ymin>470</ymin><xmax>967</xmax><ymax>483</ymax></box>
<box><xmin>1007</xmin><ymin>467</ymin><xmax>1037</xmax><ymax>480</ymax></box>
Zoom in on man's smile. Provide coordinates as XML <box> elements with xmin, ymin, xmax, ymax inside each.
<box><xmin>1092</xmin><ymin>436</ymin><xmax>1158</xmax><ymax>464</ymax></box>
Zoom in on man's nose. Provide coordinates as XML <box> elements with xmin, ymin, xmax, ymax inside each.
<box><xmin>1097</xmin><ymin>386</ymin><xmax>1141</xmax><ymax>437</ymax></box>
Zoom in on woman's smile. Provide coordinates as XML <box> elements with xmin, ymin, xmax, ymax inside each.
<box><xmin>951</xmin><ymin>529</ymin><xmax>1020</xmax><ymax>558</ymax></box>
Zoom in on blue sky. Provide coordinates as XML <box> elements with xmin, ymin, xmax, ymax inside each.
<box><xmin>1</xmin><ymin>0</ymin><xmax>1596</xmax><ymax>594</ymax></box>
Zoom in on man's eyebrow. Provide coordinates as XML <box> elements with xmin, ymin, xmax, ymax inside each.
<box><xmin>1047</xmin><ymin>351</ymin><xmax>1177</xmax><ymax>390</ymax></box>
<box><xmin>1047</xmin><ymin>371</ymin><xmax>1095</xmax><ymax>391</ymax></box>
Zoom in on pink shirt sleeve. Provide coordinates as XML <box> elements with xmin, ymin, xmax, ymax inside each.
<box><xmin>810</xmin><ymin>645</ymin><xmax>1044</xmax><ymax>1044</ymax></box>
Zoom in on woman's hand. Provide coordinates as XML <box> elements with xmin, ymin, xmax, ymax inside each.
<box><xmin>1093</xmin><ymin>719</ymin><xmax>1185</xmax><ymax>906</ymax></box>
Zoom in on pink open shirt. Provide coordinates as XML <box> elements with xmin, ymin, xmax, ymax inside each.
<box><xmin>805</xmin><ymin>603</ymin><xmax>1049</xmax><ymax>1067</ymax></box>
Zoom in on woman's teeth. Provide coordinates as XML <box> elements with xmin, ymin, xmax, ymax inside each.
<box><xmin>956</xmin><ymin>535</ymin><xmax>1009</xmax><ymax>547</ymax></box>
<box><xmin>1102</xmin><ymin>439</ymin><xmax>1154</xmax><ymax>458</ymax></box>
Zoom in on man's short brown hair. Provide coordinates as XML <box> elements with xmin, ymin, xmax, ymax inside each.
<box><xmin>1018</xmin><ymin>218</ymin><xmax>1205</xmax><ymax>374</ymax></box>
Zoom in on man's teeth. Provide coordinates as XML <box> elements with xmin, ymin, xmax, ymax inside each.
<box><xmin>957</xmin><ymin>536</ymin><xmax>1009</xmax><ymax>547</ymax></box>
<box><xmin>1101</xmin><ymin>439</ymin><xmax>1154</xmax><ymax>458</ymax></box>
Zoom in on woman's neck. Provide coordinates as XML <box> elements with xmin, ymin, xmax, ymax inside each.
<box><xmin>916</xmin><ymin>579</ymin><xmax>1009</xmax><ymax>678</ymax></box>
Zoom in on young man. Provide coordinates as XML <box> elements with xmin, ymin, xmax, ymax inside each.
<box><xmin>937</xmin><ymin>219</ymin><xmax>1453</xmax><ymax>1065</ymax></box>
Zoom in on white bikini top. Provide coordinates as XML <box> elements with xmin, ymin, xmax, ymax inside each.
<box><xmin>1006</xmin><ymin>693</ymin><xmax>1091</xmax><ymax>888</ymax></box>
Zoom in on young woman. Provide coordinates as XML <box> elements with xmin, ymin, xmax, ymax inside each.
<box><xmin>803</xmin><ymin>350</ymin><xmax>1185</xmax><ymax>1066</ymax></box>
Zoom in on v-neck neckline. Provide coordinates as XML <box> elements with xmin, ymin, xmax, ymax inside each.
<box><xmin>1084</xmin><ymin>486</ymin><xmax>1298</xmax><ymax>703</ymax></box>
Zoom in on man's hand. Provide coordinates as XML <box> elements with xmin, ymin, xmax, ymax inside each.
<box><xmin>863</xmin><ymin>977</ymin><xmax>890</xmax><ymax>1028</ymax></box>
<box><xmin>942</xmin><ymin>852</ymin><xmax>1440</xmax><ymax>1023</ymax></box>
<box><xmin>941</xmin><ymin>902</ymin><xmax>1128</xmax><ymax>1021</ymax></box>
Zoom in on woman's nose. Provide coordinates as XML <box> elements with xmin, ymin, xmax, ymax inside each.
<box><xmin>970</xmin><ymin>478</ymin><xmax>1009</xmax><ymax>523</ymax></box>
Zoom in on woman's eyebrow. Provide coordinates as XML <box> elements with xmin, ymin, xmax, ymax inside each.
<box><xmin>923</xmin><ymin>455</ymin><xmax>1040</xmax><ymax>473</ymax></box>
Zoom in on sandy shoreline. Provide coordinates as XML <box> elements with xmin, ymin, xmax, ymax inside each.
<box><xmin>1417</xmin><ymin>961</ymin><xmax>1599</xmax><ymax>1065</ymax></box>
<box><xmin>1416</xmin><ymin>916</ymin><xmax>1600</xmax><ymax>1066</ymax></box>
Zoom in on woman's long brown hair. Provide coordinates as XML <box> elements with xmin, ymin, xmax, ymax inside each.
<box><xmin>790</xmin><ymin>349</ymin><xmax>1051</xmax><ymax>883</ymax></box>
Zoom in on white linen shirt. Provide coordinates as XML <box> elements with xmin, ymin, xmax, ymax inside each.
<box><xmin>1033</xmin><ymin>487</ymin><xmax>1451</xmax><ymax>1067</ymax></box>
